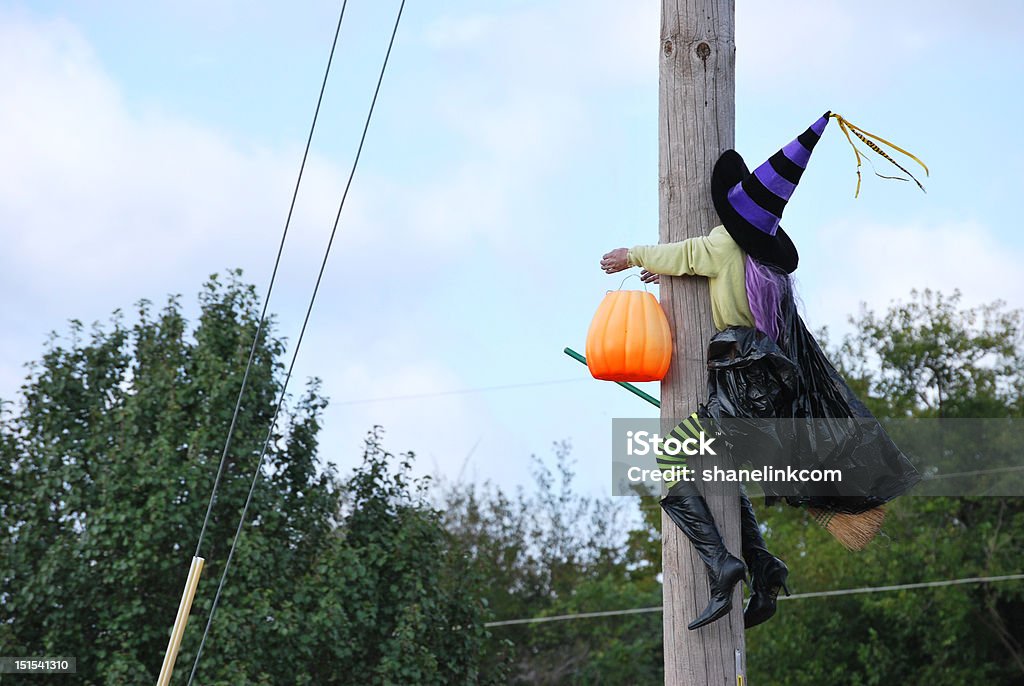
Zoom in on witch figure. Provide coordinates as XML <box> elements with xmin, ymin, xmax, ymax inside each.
<box><xmin>600</xmin><ymin>112</ymin><xmax>922</xmax><ymax>631</ymax></box>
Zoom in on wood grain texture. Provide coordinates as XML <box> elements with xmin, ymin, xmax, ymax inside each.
<box><xmin>658</xmin><ymin>1</ymin><xmax>745</xmax><ymax>684</ymax></box>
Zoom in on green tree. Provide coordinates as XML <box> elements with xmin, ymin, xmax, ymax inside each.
<box><xmin>836</xmin><ymin>289</ymin><xmax>1023</xmax><ymax>418</ymax></box>
<box><xmin>440</xmin><ymin>446</ymin><xmax>663</xmax><ymax>685</ymax></box>
<box><xmin>0</xmin><ymin>272</ymin><xmax>501</xmax><ymax>685</ymax></box>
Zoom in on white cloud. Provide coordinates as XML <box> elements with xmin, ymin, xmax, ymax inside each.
<box><xmin>0</xmin><ymin>14</ymin><xmax>355</xmax><ymax>304</ymax></box>
<box><xmin>735</xmin><ymin>0</ymin><xmax>1024</xmax><ymax>93</ymax></box>
<box><xmin>421</xmin><ymin>1</ymin><xmax>658</xmax><ymax>87</ymax></box>
<box><xmin>406</xmin><ymin>90</ymin><xmax>585</xmax><ymax>248</ymax></box>
<box><xmin>304</xmin><ymin>332</ymin><xmax>532</xmax><ymax>485</ymax></box>
<box><xmin>803</xmin><ymin>218</ymin><xmax>1024</xmax><ymax>336</ymax></box>
<box><xmin>405</xmin><ymin>0</ymin><xmax>661</xmax><ymax>252</ymax></box>
<box><xmin>423</xmin><ymin>14</ymin><xmax>497</xmax><ymax>49</ymax></box>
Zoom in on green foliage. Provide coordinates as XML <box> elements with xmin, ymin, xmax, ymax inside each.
<box><xmin>836</xmin><ymin>289</ymin><xmax>1023</xmax><ymax>418</ymax></box>
<box><xmin>439</xmin><ymin>446</ymin><xmax>662</xmax><ymax>685</ymax></box>
<box><xmin>4</xmin><ymin>273</ymin><xmax>1023</xmax><ymax>684</ymax></box>
<box><xmin>0</xmin><ymin>272</ymin><xmax>499</xmax><ymax>685</ymax></box>
<box><xmin>745</xmin><ymin>498</ymin><xmax>1024</xmax><ymax>685</ymax></box>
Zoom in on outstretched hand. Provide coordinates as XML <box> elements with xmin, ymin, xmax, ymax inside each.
<box><xmin>601</xmin><ymin>249</ymin><xmax>661</xmax><ymax>283</ymax></box>
<box><xmin>600</xmin><ymin>248</ymin><xmax>630</xmax><ymax>274</ymax></box>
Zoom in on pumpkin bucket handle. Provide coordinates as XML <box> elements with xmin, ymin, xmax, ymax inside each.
<box><xmin>615</xmin><ymin>273</ymin><xmax>648</xmax><ymax>293</ymax></box>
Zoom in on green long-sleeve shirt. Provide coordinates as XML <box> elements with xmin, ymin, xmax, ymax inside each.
<box><xmin>627</xmin><ymin>225</ymin><xmax>755</xmax><ymax>332</ymax></box>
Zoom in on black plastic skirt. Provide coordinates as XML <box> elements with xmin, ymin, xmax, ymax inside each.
<box><xmin>701</xmin><ymin>300</ymin><xmax>920</xmax><ymax>514</ymax></box>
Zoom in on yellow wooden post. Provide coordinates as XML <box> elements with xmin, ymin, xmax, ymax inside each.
<box><xmin>658</xmin><ymin>1</ymin><xmax>745</xmax><ymax>683</ymax></box>
<box><xmin>156</xmin><ymin>556</ymin><xmax>205</xmax><ymax>686</ymax></box>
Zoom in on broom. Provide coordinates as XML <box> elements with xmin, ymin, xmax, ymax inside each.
<box><xmin>809</xmin><ymin>505</ymin><xmax>886</xmax><ymax>551</ymax></box>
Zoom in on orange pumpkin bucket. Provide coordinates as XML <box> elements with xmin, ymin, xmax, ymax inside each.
<box><xmin>585</xmin><ymin>290</ymin><xmax>672</xmax><ymax>382</ymax></box>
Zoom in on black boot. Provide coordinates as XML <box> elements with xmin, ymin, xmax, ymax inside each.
<box><xmin>739</xmin><ymin>486</ymin><xmax>790</xmax><ymax>629</ymax></box>
<box><xmin>661</xmin><ymin>480</ymin><xmax>747</xmax><ymax>630</ymax></box>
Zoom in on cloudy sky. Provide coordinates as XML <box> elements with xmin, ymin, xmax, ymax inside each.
<box><xmin>2</xmin><ymin>0</ymin><xmax>1022</xmax><ymax>496</ymax></box>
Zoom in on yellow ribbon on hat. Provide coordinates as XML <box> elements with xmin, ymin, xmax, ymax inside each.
<box><xmin>829</xmin><ymin>113</ymin><xmax>929</xmax><ymax>198</ymax></box>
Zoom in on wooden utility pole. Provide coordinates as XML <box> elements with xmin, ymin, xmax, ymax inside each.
<box><xmin>658</xmin><ymin>1</ymin><xmax>744</xmax><ymax>684</ymax></box>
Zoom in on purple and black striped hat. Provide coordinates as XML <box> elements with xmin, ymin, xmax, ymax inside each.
<box><xmin>711</xmin><ymin>111</ymin><xmax>831</xmax><ymax>274</ymax></box>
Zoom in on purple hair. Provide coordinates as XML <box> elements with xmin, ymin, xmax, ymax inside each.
<box><xmin>745</xmin><ymin>256</ymin><xmax>792</xmax><ymax>343</ymax></box>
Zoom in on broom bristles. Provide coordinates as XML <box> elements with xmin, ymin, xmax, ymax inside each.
<box><xmin>809</xmin><ymin>505</ymin><xmax>886</xmax><ymax>551</ymax></box>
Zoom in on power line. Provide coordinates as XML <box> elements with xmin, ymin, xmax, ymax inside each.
<box><xmin>488</xmin><ymin>606</ymin><xmax>663</xmax><ymax>627</ymax></box>
<box><xmin>921</xmin><ymin>464</ymin><xmax>1024</xmax><ymax>480</ymax></box>
<box><xmin>483</xmin><ymin>573</ymin><xmax>1024</xmax><ymax>627</ymax></box>
<box><xmin>186</xmin><ymin>2</ymin><xmax>406</xmax><ymax>683</ymax></box>
<box><xmin>776</xmin><ymin>573</ymin><xmax>1024</xmax><ymax>599</ymax></box>
<box><xmin>191</xmin><ymin>0</ymin><xmax>350</xmax><ymax>560</ymax></box>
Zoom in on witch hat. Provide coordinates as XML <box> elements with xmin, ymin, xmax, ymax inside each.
<box><xmin>711</xmin><ymin>112</ymin><xmax>831</xmax><ymax>274</ymax></box>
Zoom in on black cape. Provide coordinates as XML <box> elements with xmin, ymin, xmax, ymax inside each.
<box><xmin>702</xmin><ymin>294</ymin><xmax>921</xmax><ymax>514</ymax></box>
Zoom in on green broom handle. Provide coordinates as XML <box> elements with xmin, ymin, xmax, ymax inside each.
<box><xmin>562</xmin><ymin>347</ymin><xmax>661</xmax><ymax>408</ymax></box>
